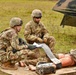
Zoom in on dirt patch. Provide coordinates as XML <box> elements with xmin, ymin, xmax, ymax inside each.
<box><xmin>0</xmin><ymin>70</ymin><xmax>10</xmax><ymax>75</ymax></box>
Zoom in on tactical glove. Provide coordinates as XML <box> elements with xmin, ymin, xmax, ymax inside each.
<box><xmin>28</xmin><ymin>44</ymin><xmax>37</xmax><ymax>50</ymax></box>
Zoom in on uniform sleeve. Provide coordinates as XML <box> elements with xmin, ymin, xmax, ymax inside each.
<box><xmin>24</xmin><ymin>24</ymin><xmax>37</xmax><ymax>41</ymax></box>
<box><xmin>10</xmin><ymin>33</ymin><xmax>26</xmax><ymax>50</ymax></box>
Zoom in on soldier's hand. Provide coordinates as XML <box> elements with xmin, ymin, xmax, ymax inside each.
<box><xmin>23</xmin><ymin>45</ymin><xmax>28</xmax><ymax>49</ymax></box>
<box><xmin>37</xmin><ymin>38</ymin><xmax>43</xmax><ymax>43</ymax></box>
<box><xmin>43</xmin><ymin>38</ymin><xmax>47</xmax><ymax>43</ymax></box>
<box><xmin>25</xmin><ymin>45</ymin><xmax>28</xmax><ymax>48</ymax></box>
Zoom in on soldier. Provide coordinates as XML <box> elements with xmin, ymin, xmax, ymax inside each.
<box><xmin>24</xmin><ymin>9</ymin><xmax>55</xmax><ymax>51</ymax></box>
<box><xmin>0</xmin><ymin>17</ymin><xmax>39</xmax><ymax>70</ymax></box>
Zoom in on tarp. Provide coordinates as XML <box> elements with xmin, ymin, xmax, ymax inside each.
<box><xmin>52</xmin><ymin>0</ymin><xmax>76</xmax><ymax>16</ymax></box>
<box><xmin>52</xmin><ymin>0</ymin><xmax>76</xmax><ymax>27</ymax></box>
<box><xmin>60</xmin><ymin>15</ymin><xmax>76</xmax><ymax>27</ymax></box>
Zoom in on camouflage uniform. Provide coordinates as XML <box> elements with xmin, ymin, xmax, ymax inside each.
<box><xmin>0</xmin><ymin>17</ymin><xmax>37</xmax><ymax>66</ymax></box>
<box><xmin>24</xmin><ymin>9</ymin><xmax>55</xmax><ymax>51</ymax></box>
<box><xmin>24</xmin><ymin>9</ymin><xmax>55</xmax><ymax>66</ymax></box>
<box><xmin>0</xmin><ymin>28</ymin><xmax>28</xmax><ymax>64</ymax></box>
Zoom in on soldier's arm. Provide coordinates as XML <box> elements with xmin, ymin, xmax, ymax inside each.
<box><xmin>42</xmin><ymin>26</ymin><xmax>50</xmax><ymax>38</ymax></box>
<box><xmin>27</xmin><ymin>44</ymin><xmax>37</xmax><ymax>50</ymax></box>
<box><xmin>11</xmin><ymin>34</ymin><xmax>38</xmax><ymax>51</ymax></box>
<box><xmin>11</xmin><ymin>33</ymin><xmax>27</xmax><ymax>50</ymax></box>
<box><xmin>25</xmin><ymin>33</ymin><xmax>43</xmax><ymax>43</ymax></box>
<box><xmin>24</xmin><ymin>24</ymin><xmax>39</xmax><ymax>42</ymax></box>
<box><xmin>41</xmin><ymin>25</ymin><xmax>50</xmax><ymax>42</ymax></box>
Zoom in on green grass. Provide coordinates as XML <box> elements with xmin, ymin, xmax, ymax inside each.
<box><xmin>0</xmin><ymin>0</ymin><xmax>76</xmax><ymax>53</ymax></box>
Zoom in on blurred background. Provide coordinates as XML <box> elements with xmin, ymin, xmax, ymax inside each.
<box><xmin>0</xmin><ymin>0</ymin><xmax>76</xmax><ymax>53</ymax></box>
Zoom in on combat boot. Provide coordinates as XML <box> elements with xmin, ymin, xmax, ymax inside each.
<box><xmin>1</xmin><ymin>61</ymin><xmax>18</xmax><ymax>70</ymax></box>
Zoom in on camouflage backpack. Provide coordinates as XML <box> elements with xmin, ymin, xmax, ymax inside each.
<box><xmin>70</xmin><ymin>49</ymin><xmax>76</xmax><ymax>62</ymax></box>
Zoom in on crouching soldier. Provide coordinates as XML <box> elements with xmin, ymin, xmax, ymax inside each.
<box><xmin>0</xmin><ymin>17</ymin><xmax>38</xmax><ymax>70</ymax></box>
<box><xmin>24</xmin><ymin>9</ymin><xmax>55</xmax><ymax>51</ymax></box>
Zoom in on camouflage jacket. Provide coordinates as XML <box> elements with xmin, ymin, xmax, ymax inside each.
<box><xmin>24</xmin><ymin>20</ymin><xmax>50</xmax><ymax>43</ymax></box>
<box><xmin>0</xmin><ymin>28</ymin><xmax>26</xmax><ymax>51</ymax></box>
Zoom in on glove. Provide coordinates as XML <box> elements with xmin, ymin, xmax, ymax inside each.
<box><xmin>28</xmin><ymin>44</ymin><xmax>37</xmax><ymax>50</ymax></box>
<box><xmin>33</xmin><ymin>42</ymin><xmax>42</xmax><ymax>48</ymax></box>
<box><xmin>12</xmin><ymin>49</ymin><xmax>18</xmax><ymax>53</ymax></box>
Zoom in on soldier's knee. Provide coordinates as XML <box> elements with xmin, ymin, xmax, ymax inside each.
<box><xmin>49</xmin><ymin>36</ymin><xmax>56</xmax><ymax>43</ymax></box>
<box><xmin>48</xmin><ymin>41</ymin><xmax>55</xmax><ymax>51</ymax></box>
<box><xmin>27</xmin><ymin>51</ymin><xmax>38</xmax><ymax>59</ymax></box>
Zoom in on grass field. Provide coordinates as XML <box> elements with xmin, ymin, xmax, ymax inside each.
<box><xmin>0</xmin><ymin>0</ymin><xmax>76</xmax><ymax>53</ymax></box>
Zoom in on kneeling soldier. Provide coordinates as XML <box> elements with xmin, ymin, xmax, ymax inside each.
<box><xmin>0</xmin><ymin>17</ymin><xmax>38</xmax><ymax>70</ymax></box>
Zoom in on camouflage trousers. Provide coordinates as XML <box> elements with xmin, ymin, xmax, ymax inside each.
<box><xmin>45</xmin><ymin>36</ymin><xmax>56</xmax><ymax>51</ymax></box>
<box><xmin>24</xmin><ymin>48</ymin><xmax>51</xmax><ymax>66</ymax></box>
<box><xmin>0</xmin><ymin>49</ymin><xmax>28</xmax><ymax>64</ymax></box>
<box><xmin>0</xmin><ymin>48</ymin><xmax>51</xmax><ymax>66</ymax></box>
<box><xmin>0</xmin><ymin>48</ymin><xmax>46</xmax><ymax>65</ymax></box>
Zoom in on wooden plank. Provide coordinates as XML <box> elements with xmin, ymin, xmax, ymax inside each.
<box><xmin>0</xmin><ymin>66</ymin><xmax>76</xmax><ymax>75</ymax></box>
<box><xmin>0</xmin><ymin>70</ymin><xmax>10</xmax><ymax>75</ymax></box>
<box><xmin>0</xmin><ymin>67</ymin><xmax>37</xmax><ymax>75</ymax></box>
<box><xmin>51</xmin><ymin>66</ymin><xmax>76</xmax><ymax>75</ymax></box>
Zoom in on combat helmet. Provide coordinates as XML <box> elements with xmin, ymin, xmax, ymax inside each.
<box><xmin>10</xmin><ymin>17</ymin><xmax>23</xmax><ymax>27</ymax></box>
<box><xmin>31</xmin><ymin>9</ymin><xmax>42</xmax><ymax>18</ymax></box>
